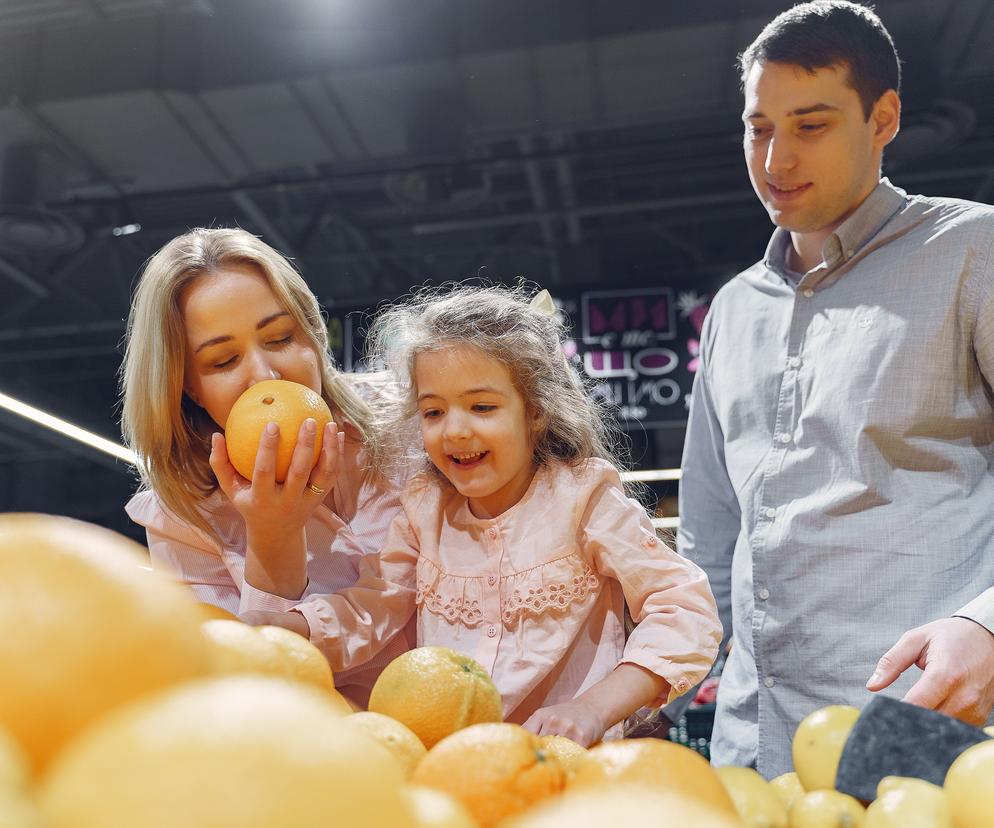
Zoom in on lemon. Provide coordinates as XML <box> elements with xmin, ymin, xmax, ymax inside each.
<box><xmin>864</xmin><ymin>777</ymin><xmax>950</xmax><ymax>827</ymax></box>
<box><xmin>791</xmin><ymin>705</ymin><xmax>860</xmax><ymax>791</ymax></box>
<box><xmin>402</xmin><ymin>784</ymin><xmax>479</xmax><ymax>828</ymax></box>
<box><xmin>944</xmin><ymin>739</ymin><xmax>994</xmax><ymax>828</ymax></box>
<box><xmin>770</xmin><ymin>771</ymin><xmax>806</xmax><ymax>812</ymax></box>
<box><xmin>789</xmin><ymin>790</ymin><xmax>865</xmax><ymax>827</ymax></box>
<box><xmin>716</xmin><ymin>765</ymin><xmax>788</xmax><ymax>827</ymax></box>
<box><xmin>348</xmin><ymin>712</ymin><xmax>427</xmax><ymax>778</ymax></box>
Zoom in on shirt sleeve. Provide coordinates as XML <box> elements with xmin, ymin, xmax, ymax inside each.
<box><xmin>580</xmin><ymin>464</ymin><xmax>722</xmax><ymax>705</ymax></box>
<box><xmin>677</xmin><ymin>310</ymin><xmax>741</xmax><ymax>651</ymax></box>
<box><xmin>958</xmin><ymin>237</ymin><xmax>994</xmax><ymax>631</ymax></box>
<box><xmin>295</xmin><ymin>504</ymin><xmax>419</xmax><ymax>673</ymax></box>
<box><xmin>125</xmin><ymin>490</ymin><xmax>241</xmax><ymax>615</ymax></box>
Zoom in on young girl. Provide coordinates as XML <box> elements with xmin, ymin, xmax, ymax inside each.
<box><xmin>120</xmin><ymin>227</ymin><xmax>413</xmax><ymax>706</ymax></box>
<box><xmin>279</xmin><ymin>284</ymin><xmax>721</xmax><ymax>745</ymax></box>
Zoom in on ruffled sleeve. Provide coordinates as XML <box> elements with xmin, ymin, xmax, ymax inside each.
<box><xmin>125</xmin><ymin>489</ymin><xmax>241</xmax><ymax>614</ymax></box>
<box><xmin>579</xmin><ymin>460</ymin><xmax>722</xmax><ymax>704</ymax></box>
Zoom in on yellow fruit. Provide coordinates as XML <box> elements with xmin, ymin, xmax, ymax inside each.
<box><xmin>539</xmin><ymin>735</ymin><xmax>588</xmax><ymax>777</ymax></box>
<box><xmin>569</xmin><ymin>738</ymin><xmax>738</xmax><ymax>818</ymax></box>
<box><xmin>369</xmin><ymin>646</ymin><xmax>503</xmax><ymax>749</ymax></box>
<box><xmin>501</xmin><ymin>784</ymin><xmax>742</xmax><ymax>828</ymax></box>
<box><xmin>224</xmin><ymin>379</ymin><xmax>332</xmax><ymax>482</ymax></box>
<box><xmin>864</xmin><ymin>777</ymin><xmax>950</xmax><ymax>828</ymax></box>
<box><xmin>789</xmin><ymin>790</ymin><xmax>865</xmax><ymax>828</ymax></box>
<box><xmin>348</xmin><ymin>712</ymin><xmax>427</xmax><ymax>778</ymax></box>
<box><xmin>257</xmin><ymin>624</ymin><xmax>335</xmax><ymax>693</ymax></box>
<box><xmin>716</xmin><ymin>765</ymin><xmax>788</xmax><ymax>827</ymax></box>
<box><xmin>195</xmin><ymin>602</ymin><xmax>242</xmax><ymax>622</ymax></box>
<box><xmin>983</xmin><ymin>725</ymin><xmax>994</xmax><ymax>738</ymax></box>
<box><xmin>943</xmin><ymin>739</ymin><xmax>994</xmax><ymax>828</ymax></box>
<box><xmin>201</xmin><ymin>620</ymin><xmax>350</xmax><ymax>711</ymax></box>
<box><xmin>792</xmin><ymin>705</ymin><xmax>861</xmax><ymax>791</ymax></box>
<box><xmin>770</xmin><ymin>771</ymin><xmax>806</xmax><ymax>812</ymax></box>
<box><xmin>0</xmin><ymin>513</ymin><xmax>211</xmax><ymax>775</ymax></box>
<box><xmin>0</xmin><ymin>726</ymin><xmax>29</xmax><ymax>792</ymax></box>
<box><xmin>39</xmin><ymin>676</ymin><xmax>415</xmax><ymax>828</ymax></box>
<box><xmin>412</xmin><ymin>722</ymin><xmax>565</xmax><ymax>827</ymax></box>
<box><xmin>402</xmin><ymin>784</ymin><xmax>480</xmax><ymax>828</ymax></box>
<box><xmin>0</xmin><ymin>786</ymin><xmax>40</xmax><ymax>828</ymax></box>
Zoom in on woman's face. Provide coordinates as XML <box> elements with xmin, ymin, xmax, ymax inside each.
<box><xmin>180</xmin><ymin>263</ymin><xmax>322</xmax><ymax>429</ymax></box>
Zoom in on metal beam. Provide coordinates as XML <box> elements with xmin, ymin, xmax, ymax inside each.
<box><xmin>0</xmin><ymin>256</ymin><xmax>48</xmax><ymax>298</ymax></box>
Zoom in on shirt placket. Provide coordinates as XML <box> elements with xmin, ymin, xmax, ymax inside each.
<box><xmin>751</xmin><ymin>275</ymin><xmax>818</xmax><ymax>773</ymax></box>
<box><xmin>475</xmin><ymin>523</ymin><xmax>505</xmax><ymax>673</ymax></box>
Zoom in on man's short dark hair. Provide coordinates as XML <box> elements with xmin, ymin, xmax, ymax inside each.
<box><xmin>738</xmin><ymin>1</ymin><xmax>901</xmax><ymax>119</ymax></box>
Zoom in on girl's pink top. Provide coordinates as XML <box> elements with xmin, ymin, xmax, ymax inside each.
<box><xmin>125</xmin><ymin>415</ymin><xmax>412</xmax><ymax>707</ymax></box>
<box><xmin>305</xmin><ymin>457</ymin><xmax>721</xmax><ymax>728</ymax></box>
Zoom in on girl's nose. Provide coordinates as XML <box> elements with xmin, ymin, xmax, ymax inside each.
<box><xmin>443</xmin><ymin>410</ymin><xmax>471</xmax><ymax>440</ymax></box>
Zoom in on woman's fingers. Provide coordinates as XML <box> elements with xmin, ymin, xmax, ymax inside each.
<box><xmin>251</xmin><ymin>421</ymin><xmax>280</xmax><ymax>490</ymax></box>
<box><xmin>284</xmin><ymin>418</ymin><xmax>319</xmax><ymax>495</ymax></box>
<box><xmin>209</xmin><ymin>432</ymin><xmax>239</xmax><ymax>495</ymax></box>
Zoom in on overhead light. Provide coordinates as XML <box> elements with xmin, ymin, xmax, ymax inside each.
<box><xmin>0</xmin><ymin>391</ymin><xmax>136</xmax><ymax>465</ymax></box>
<box><xmin>112</xmin><ymin>223</ymin><xmax>141</xmax><ymax>237</ymax></box>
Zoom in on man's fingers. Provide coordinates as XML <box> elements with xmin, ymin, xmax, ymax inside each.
<box><xmin>867</xmin><ymin>628</ymin><xmax>928</xmax><ymax>691</ymax></box>
<box><xmin>901</xmin><ymin>666</ymin><xmax>954</xmax><ymax>710</ymax></box>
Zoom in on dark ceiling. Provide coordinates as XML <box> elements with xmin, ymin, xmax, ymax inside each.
<box><xmin>1</xmin><ymin>0</ymin><xmax>992</xmax><ymax>533</ymax></box>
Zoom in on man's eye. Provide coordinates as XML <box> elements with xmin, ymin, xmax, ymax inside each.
<box><xmin>800</xmin><ymin>123</ymin><xmax>826</xmax><ymax>132</ymax></box>
<box><xmin>746</xmin><ymin>125</ymin><xmax>769</xmax><ymax>138</ymax></box>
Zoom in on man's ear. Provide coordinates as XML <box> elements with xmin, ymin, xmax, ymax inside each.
<box><xmin>873</xmin><ymin>89</ymin><xmax>901</xmax><ymax>150</ymax></box>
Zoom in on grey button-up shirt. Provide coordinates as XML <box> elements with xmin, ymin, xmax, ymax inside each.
<box><xmin>678</xmin><ymin>179</ymin><xmax>994</xmax><ymax>777</ymax></box>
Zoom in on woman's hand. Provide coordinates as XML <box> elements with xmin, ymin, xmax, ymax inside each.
<box><xmin>211</xmin><ymin>418</ymin><xmax>345</xmax><ymax>539</ymax></box>
<box><xmin>521</xmin><ymin>699</ymin><xmax>607</xmax><ymax>747</ymax></box>
<box><xmin>210</xmin><ymin>418</ymin><xmax>345</xmax><ymax>599</ymax></box>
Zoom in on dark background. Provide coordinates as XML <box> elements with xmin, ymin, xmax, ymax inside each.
<box><xmin>0</xmin><ymin>0</ymin><xmax>991</xmax><ymax>538</ymax></box>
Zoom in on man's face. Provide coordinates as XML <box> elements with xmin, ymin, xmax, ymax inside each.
<box><xmin>742</xmin><ymin>61</ymin><xmax>889</xmax><ymax>239</ymax></box>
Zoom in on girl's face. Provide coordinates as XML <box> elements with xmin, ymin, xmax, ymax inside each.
<box><xmin>415</xmin><ymin>344</ymin><xmax>538</xmax><ymax>519</ymax></box>
<box><xmin>180</xmin><ymin>263</ymin><xmax>322</xmax><ymax>429</ymax></box>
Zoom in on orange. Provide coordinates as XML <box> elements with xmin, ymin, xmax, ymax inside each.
<box><xmin>368</xmin><ymin>646</ymin><xmax>504</xmax><ymax>749</ymax></box>
<box><xmin>539</xmin><ymin>735</ymin><xmax>588</xmax><ymax>778</ymax></box>
<box><xmin>200</xmin><ymin>620</ymin><xmax>347</xmax><ymax>710</ymax></box>
<box><xmin>224</xmin><ymin>379</ymin><xmax>333</xmax><ymax>482</ymax></box>
<box><xmin>0</xmin><ymin>513</ymin><xmax>211</xmax><ymax>775</ymax></box>
<box><xmin>943</xmin><ymin>739</ymin><xmax>994</xmax><ymax>828</ymax></box>
<box><xmin>791</xmin><ymin>705</ymin><xmax>860</xmax><ymax>792</ymax></box>
<box><xmin>568</xmin><ymin>739</ymin><xmax>737</xmax><ymax>817</ymax></box>
<box><xmin>412</xmin><ymin>722</ymin><xmax>565</xmax><ymax>827</ymax></box>
<box><xmin>348</xmin><ymin>712</ymin><xmax>427</xmax><ymax>778</ymax></box>
<box><xmin>0</xmin><ymin>724</ymin><xmax>30</xmax><ymax>792</ymax></box>
<box><xmin>195</xmin><ymin>602</ymin><xmax>242</xmax><ymax>622</ymax></box>
<box><xmin>39</xmin><ymin>675</ymin><xmax>416</xmax><ymax>828</ymax></box>
<box><xmin>401</xmin><ymin>784</ymin><xmax>480</xmax><ymax>828</ymax></box>
<box><xmin>501</xmin><ymin>784</ymin><xmax>741</xmax><ymax>828</ymax></box>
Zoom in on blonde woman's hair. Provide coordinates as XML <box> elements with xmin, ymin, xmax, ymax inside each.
<box><xmin>120</xmin><ymin>227</ymin><xmax>378</xmax><ymax>538</ymax></box>
<box><xmin>366</xmin><ymin>283</ymin><xmax>624</xmax><ymax>476</ymax></box>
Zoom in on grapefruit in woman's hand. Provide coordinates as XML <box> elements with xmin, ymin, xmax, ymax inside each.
<box><xmin>224</xmin><ymin>379</ymin><xmax>333</xmax><ymax>482</ymax></box>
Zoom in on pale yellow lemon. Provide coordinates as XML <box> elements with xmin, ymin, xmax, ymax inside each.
<box><xmin>789</xmin><ymin>790</ymin><xmax>865</xmax><ymax>828</ymax></box>
<box><xmin>539</xmin><ymin>735</ymin><xmax>589</xmax><ymax>778</ymax></box>
<box><xmin>348</xmin><ymin>711</ymin><xmax>427</xmax><ymax>778</ymax></box>
<box><xmin>402</xmin><ymin>784</ymin><xmax>480</xmax><ymax>828</ymax></box>
<box><xmin>791</xmin><ymin>705</ymin><xmax>861</xmax><ymax>792</ymax></box>
<box><xmin>770</xmin><ymin>771</ymin><xmax>806</xmax><ymax>812</ymax></box>
<box><xmin>864</xmin><ymin>777</ymin><xmax>950</xmax><ymax>828</ymax></box>
<box><xmin>943</xmin><ymin>739</ymin><xmax>994</xmax><ymax>828</ymax></box>
<box><xmin>716</xmin><ymin>765</ymin><xmax>788</xmax><ymax>827</ymax></box>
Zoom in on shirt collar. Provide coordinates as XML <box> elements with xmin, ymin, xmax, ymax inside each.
<box><xmin>763</xmin><ymin>179</ymin><xmax>908</xmax><ymax>281</ymax></box>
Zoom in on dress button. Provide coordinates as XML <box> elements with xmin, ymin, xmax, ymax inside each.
<box><xmin>488</xmin><ymin>527</ymin><xmax>498</xmax><ymax>539</ymax></box>
<box><xmin>764</xmin><ymin>677</ymin><xmax>776</xmax><ymax>688</ymax></box>
<box><xmin>676</xmin><ymin>679</ymin><xmax>689</xmax><ymax>693</ymax></box>
<box><xmin>803</xmin><ymin>288</ymin><xmax>814</xmax><ymax>298</ymax></box>
<box><xmin>487</xmin><ymin>575</ymin><xmax>497</xmax><ymax>586</ymax></box>
<box><xmin>487</xmin><ymin>625</ymin><xmax>498</xmax><ymax>638</ymax></box>
<box><xmin>643</xmin><ymin>534</ymin><xmax>658</xmax><ymax>547</ymax></box>
<box><xmin>763</xmin><ymin>507</ymin><xmax>776</xmax><ymax>519</ymax></box>
<box><xmin>758</xmin><ymin>588</ymin><xmax>770</xmax><ymax>601</ymax></box>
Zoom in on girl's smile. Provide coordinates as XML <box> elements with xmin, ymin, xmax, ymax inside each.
<box><xmin>415</xmin><ymin>345</ymin><xmax>539</xmax><ymax>519</ymax></box>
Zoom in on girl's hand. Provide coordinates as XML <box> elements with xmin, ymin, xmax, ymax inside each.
<box><xmin>210</xmin><ymin>418</ymin><xmax>346</xmax><ymax>544</ymax></box>
<box><xmin>521</xmin><ymin>699</ymin><xmax>607</xmax><ymax>747</ymax></box>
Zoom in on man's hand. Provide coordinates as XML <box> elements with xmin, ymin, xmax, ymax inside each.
<box><xmin>867</xmin><ymin>617</ymin><xmax>994</xmax><ymax>725</ymax></box>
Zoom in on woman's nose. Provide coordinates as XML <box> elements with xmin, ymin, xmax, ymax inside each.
<box><xmin>245</xmin><ymin>350</ymin><xmax>281</xmax><ymax>385</ymax></box>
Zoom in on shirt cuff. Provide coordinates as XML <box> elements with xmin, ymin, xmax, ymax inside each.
<box><xmin>955</xmin><ymin>587</ymin><xmax>994</xmax><ymax>635</ymax></box>
<box><xmin>619</xmin><ymin>652</ymin><xmax>697</xmax><ymax>707</ymax></box>
<box><xmin>238</xmin><ymin>579</ymin><xmax>310</xmax><ymax>614</ymax></box>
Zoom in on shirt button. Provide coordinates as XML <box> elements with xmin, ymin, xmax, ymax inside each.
<box><xmin>764</xmin><ymin>677</ymin><xmax>776</xmax><ymax>688</ymax></box>
<box><xmin>643</xmin><ymin>534</ymin><xmax>658</xmax><ymax>548</ymax></box>
<box><xmin>758</xmin><ymin>588</ymin><xmax>770</xmax><ymax>601</ymax></box>
<box><xmin>778</xmin><ymin>433</ymin><xmax>791</xmax><ymax>444</ymax></box>
<box><xmin>488</xmin><ymin>527</ymin><xmax>498</xmax><ymax>539</ymax></box>
<box><xmin>846</xmin><ymin>249</ymin><xmax>855</xmax><ymax>257</ymax></box>
<box><xmin>803</xmin><ymin>288</ymin><xmax>814</xmax><ymax>298</ymax></box>
<box><xmin>487</xmin><ymin>625</ymin><xmax>498</xmax><ymax>638</ymax></box>
<box><xmin>763</xmin><ymin>507</ymin><xmax>776</xmax><ymax>519</ymax></box>
<box><xmin>675</xmin><ymin>679</ymin><xmax>690</xmax><ymax>693</ymax></box>
<box><xmin>787</xmin><ymin>356</ymin><xmax>801</xmax><ymax>369</ymax></box>
<box><xmin>487</xmin><ymin>575</ymin><xmax>497</xmax><ymax>586</ymax></box>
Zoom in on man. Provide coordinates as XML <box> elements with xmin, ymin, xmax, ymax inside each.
<box><xmin>678</xmin><ymin>0</ymin><xmax>994</xmax><ymax>777</ymax></box>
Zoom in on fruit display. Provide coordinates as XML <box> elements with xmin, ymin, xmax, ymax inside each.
<box><xmin>2</xmin><ymin>511</ymin><xmax>990</xmax><ymax>826</ymax></box>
